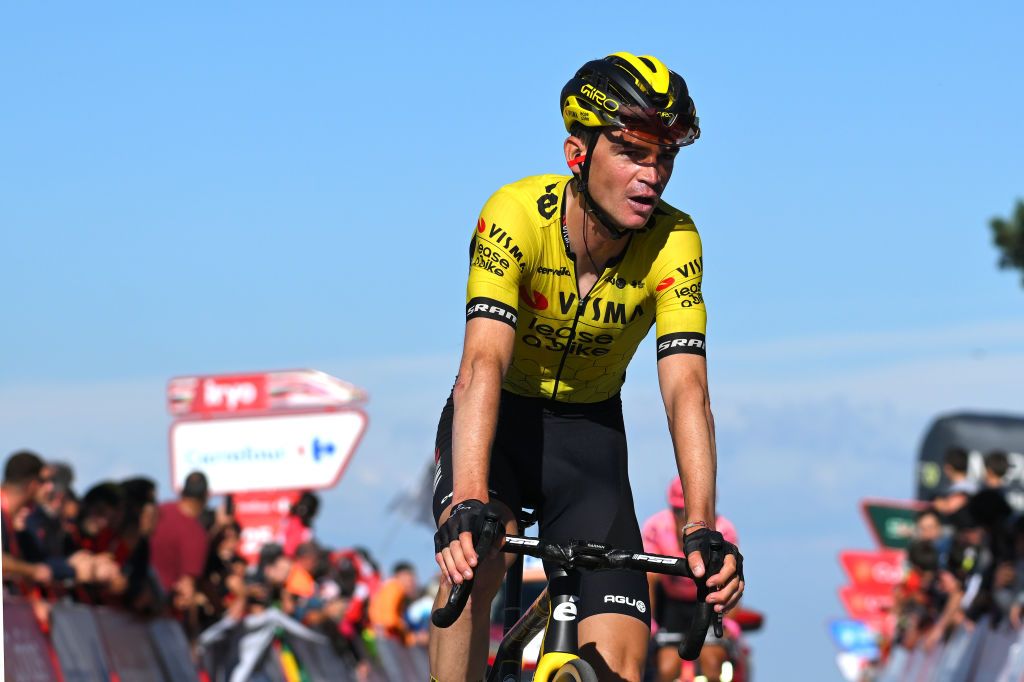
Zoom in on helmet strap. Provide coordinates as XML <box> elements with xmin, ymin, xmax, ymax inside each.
<box><xmin>573</xmin><ymin>130</ymin><xmax>630</xmax><ymax>240</ymax></box>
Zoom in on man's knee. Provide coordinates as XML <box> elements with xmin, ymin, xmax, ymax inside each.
<box><xmin>578</xmin><ymin>614</ymin><xmax>649</xmax><ymax>682</ymax></box>
<box><xmin>657</xmin><ymin>649</ymin><xmax>682</xmax><ymax>682</ymax></box>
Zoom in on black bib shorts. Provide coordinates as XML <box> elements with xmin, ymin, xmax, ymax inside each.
<box><xmin>432</xmin><ymin>389</ymin><xmax>651</xmax><ymax>626</ymax></box>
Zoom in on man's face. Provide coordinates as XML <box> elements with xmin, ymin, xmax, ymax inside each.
<box><xmin>35</xmin><ymin>467</ymin><xmax>55</xmax><ymax>506</ymax></box>
<box><xmin>917</xmin><ymin>514</ymin><xmax>942</xmax><ymax>542</ymax></box>
<box><xmin>398</xmin><ymin>570</ymin><xmax>418</xmax><ymax>597</ymax></box>
<box><xmin>266</xmin><ymin>556</ymin><xmax>292</xmax><ymax>585</ymax></box>
<box><xmin>583</xmin><ymin>129</ymin><xmax>678</xmax><ymax>230</ymax></box>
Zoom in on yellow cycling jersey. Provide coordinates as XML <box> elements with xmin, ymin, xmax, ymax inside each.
<box><xmin>466</xmin><ymin>174</ymin><xmax>707</xmax><ymax>403</ymax></box>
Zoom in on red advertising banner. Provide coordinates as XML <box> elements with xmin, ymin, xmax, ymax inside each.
<box><xmin>168</xmin><ymin>369</ymin><xmax>367</xmax><ymax>416</ymax></box>
<box><xmin>839</xmin><ymin>549</ymin><xmax>905</xmax><ymax>590</ymax></box>
<box><xmin>233</xmin><ymin>489</ymin><xmax>303</xmax><ymax>562</ymax></box>
<box><xmin>838</xmin><ymin>584</ymin><xmax>894</xmax><ymax>622</ymax></box>
<box><xmin>2</xmin><ymin>598</ymin><xmax>60</xmax><ymax>682</ymax></box>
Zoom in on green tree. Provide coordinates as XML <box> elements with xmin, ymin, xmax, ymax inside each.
<box><xmin>990</xmin><ymin>200</ymin><xmax>1024</xmax><ymax>287</ymax></box>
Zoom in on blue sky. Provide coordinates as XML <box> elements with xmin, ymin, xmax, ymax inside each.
<box><xmin>3</xmin><ymin>3</ymin><xmax>1023</xmax><ymax>679</ymax></box>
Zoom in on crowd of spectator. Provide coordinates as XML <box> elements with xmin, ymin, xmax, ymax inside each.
<box><xmin>890</xmin><ymin>447</ymin><xmax>1020</xmax><ymax>656</ymax></box>
<box><xmin>1</xmin><ymin>448</ymin><xmax>432</xmax><ymax>678</ymax></box>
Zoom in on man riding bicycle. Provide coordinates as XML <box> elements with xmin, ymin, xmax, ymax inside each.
<box><xmin>643</xmin><ymin>477</ymin><xmax>742</xmax><ymax>682</ymax></box>
<box><xmin>430</xmin><ymin>52</ymin><xmax>744</xmax><ymax>682</ymax></box>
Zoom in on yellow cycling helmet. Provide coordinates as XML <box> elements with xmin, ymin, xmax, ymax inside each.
<box><xmin>561</xmin><ymin>52</ymin><xmax>699</xmax><ymax>147</ymax></box>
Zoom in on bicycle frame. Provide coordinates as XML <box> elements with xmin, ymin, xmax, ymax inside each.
<box><xmin>488</xmin><ymin>554</ymin><xmax>583</xmax><ymax>682</ymax></box>
<box><xmin>432</xmin><ymin>523</ymin><xmax>721</xmax><ymax>680</ymax></box>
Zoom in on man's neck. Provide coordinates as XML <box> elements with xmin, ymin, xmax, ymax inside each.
<box><xmin>178</xmin><ymin>498</ymin><xmax>202</xmax><ymax>519</ymax></box>
<box><xmin>563</xmin><ymin>184</ymin><xmax>629</xmax><ymax>269</ymax></box>
<box><xmin>1</xmin><ymin>485</ymin><xmax>25</xmax><ymax>514</ymax></box>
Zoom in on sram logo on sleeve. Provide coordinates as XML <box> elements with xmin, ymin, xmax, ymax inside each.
<box><xmin>466</xmin><ymin>297</ymin><xmax>518</xmax><ymax>328</ymax></box>
<box><xmin>655</xmin><ymin>332</ymin><xmax>706</xmax><ymax>360</ymax></box>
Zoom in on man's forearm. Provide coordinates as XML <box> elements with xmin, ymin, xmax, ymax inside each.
<box><xmin>451</xmin><ymin>357</ymin><xmax>504</xmax><ymax>503</ymax></box>
<box><xmin>667</xmin><ymin>389</ymin><xmax>717</xmax><ymax>526</ymax></box>
<box><xmin>2</xmin><ymin>552</ymin><xmax>38</xmax><ymax>580</ymax></box>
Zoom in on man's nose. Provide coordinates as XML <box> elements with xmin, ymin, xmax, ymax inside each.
<box><xmin>637</xmin><ymin>159</ymin><xmax>661</xmax><ymax>187</ymax></box>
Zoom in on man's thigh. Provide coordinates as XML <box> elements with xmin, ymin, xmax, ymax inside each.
<box><xmin>578</xmin><ymin>613</ymin><xmax>649</xmax><ymax>681</ymax></box>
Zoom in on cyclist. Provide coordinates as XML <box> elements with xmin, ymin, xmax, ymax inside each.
<box><xmin>643</xmin><ymin>477</ymin><xmax>743</xmax><ymax>682</ymax></box>
<box><xmin>430</xmin><ymin>52</ymin><xmax>744</xmax><ymax>682</ymax></box>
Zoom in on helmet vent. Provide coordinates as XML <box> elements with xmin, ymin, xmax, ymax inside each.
<box><xmin>638</xmin><ymin>56</ymin><xmax>658</xmax><ymax>71</ymax></box>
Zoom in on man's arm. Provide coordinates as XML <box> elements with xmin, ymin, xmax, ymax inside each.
<box><xmin>657</xmin><ymin>354</ymin><xmax>743</xmax><ymax>612</ymax></box>
<box><xmin>437</xmin><ymin>317</ymin><xmax>514</xmax><ymax>584</ymax></box>
<box><xmin>2</xmin><ymin>552</ymin><xmax>53</xmax><ymax>584</ymax></box>
<box><xmin>657</xmin><ymin>354</ymin><xmax>716</xmax><ymax>557</ymax></box>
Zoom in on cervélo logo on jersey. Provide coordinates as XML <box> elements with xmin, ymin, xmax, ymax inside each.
<box><xmin>466</xmin><ymin>297</ymin><xmax>518</xmax><ymax>328</ymax></box>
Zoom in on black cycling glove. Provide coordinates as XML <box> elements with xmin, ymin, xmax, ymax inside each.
<box><xmin>433</xmin><ymin>499</ymin><xmax>504</xmax><ymax>557</ymax></box>
<box><xmin>683</xmin><ymin>528</ymin><xmax>744</xmax><ymax>583</ymax></box>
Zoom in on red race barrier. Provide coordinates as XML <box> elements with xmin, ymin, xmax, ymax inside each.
<box><xmin>93</xmin><ymin>607</ymin><xmax>165</xmax><ymax>682</ymax></box>
<box><xmin>2</xmin><ymin>597</ymin><xmax>61</xmax><ymax>682</ymax></box>
<box><xmin>50</xmin><ymin>602</ymin><xmax>111</xmax><ymax>681</ymax></box>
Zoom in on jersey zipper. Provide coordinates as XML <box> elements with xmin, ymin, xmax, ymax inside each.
<box><xmin>550</xmin><ymin>201</ymin><xmax>606</xmax><ymax>401</ymax></box>
<box><xmin>549</xmin><ymin>293</ymin><xmax>588</xmax><ymax>401</ymax></box>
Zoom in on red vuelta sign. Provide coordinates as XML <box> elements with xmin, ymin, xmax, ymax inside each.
<box><xmin>839</xmin><ymin>549</ymin><xmax>905</xmax><ymax>590</ymax></box>
<box><xmin>838</xmin><ymin>584</ymin><xmax>894</xmax><ymax>622</ymax></box>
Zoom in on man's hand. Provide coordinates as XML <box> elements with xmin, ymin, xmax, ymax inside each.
<box><xmin>434</xmin><ymin>499</ymin><xmax>503</xmax><ymax>584</ymax></box>
<box><xmin>684</xmin><ymin>529</ymin><xmax>744</xmax><ymax>613</ymax></box>
<box><xmin>67</xmin><ymin>550</ymin><xmax>96</xmax><ymax>582</ymax></box>
<box><xmin>31</xmin><ymin>563</ymin><xmax>53</xmax><ymax>585</ymax></box>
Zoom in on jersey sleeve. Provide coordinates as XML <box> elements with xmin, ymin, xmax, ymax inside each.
<box><xmin>465</xmin><ymin>187</ymin><xmax>539</xmax><ymax>329</ymax></box>
<box><xmin>649</xmin><ymin>219</ymin><xmax>707</xmax><ymax>360</ymax></box>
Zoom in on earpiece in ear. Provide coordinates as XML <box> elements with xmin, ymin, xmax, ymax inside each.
<box><xmin>567</xmin><ymin>154</ymin><xmax>587</xmax><ymax>172</ymax></box>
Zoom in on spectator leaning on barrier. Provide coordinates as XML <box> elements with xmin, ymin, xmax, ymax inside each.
<box><xmin>984</xmin><ymin>451</ymin><xmax>1011</xmax><ymax>490</ymax></box>
<box><xmin>25</xmin><ymin>461</ymin><xmax>73</xmax><ymax>560</ymax></box>
<box><xmin>915</xmin><ymin>507</ymin><xmax>950</xmax><ymax>572</ymax></box>
<box><xmin>198</xmin><ymin>520</ymin><xmax>246</xmax><ymax>626</ymax></box>
<box><xmin>243</xmin><ymin>542</ymin><xmax>293</xmax><ymax>615</ymax></box>
<box><xmin>2</xmin><ymin>450</ymin><xmax>53</xmax><ymax>588</ymax></box>
<box><xmin>284</xmin><ymin>541</ymin><xmax>321</xmax><ymax>602</ymax></box>
<box><xmin>280</xmin><ymin>491</ymin><xmax>319</xmax><ymax>557</ymax></box>
<box><xmin>150</xmin><ymin>470</ymin><xmax>210</xmax><ymax>612</ymax></box>
<box><xmin>118</xmin><ymin>476</ymin><xmax>161</xmax><ymax>612</ymax></box>
<box><xmin>369</xmin><ymin>560</ymin><xmax>420</xmax><ymax>645</ymax></box>
<box><xmin>932</xmin><ymin>448</ymin><xmax>979</xmax><ymax>525</ymax></box>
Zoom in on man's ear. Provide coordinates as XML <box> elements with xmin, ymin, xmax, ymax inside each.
<box><xmin>564</xmin><ymin>135</ymin><xmax>587</xmax><ymax>175</ymax></box>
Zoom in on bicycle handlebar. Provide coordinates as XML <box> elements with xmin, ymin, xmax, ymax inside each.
<box><xmin>431</xmin><ymin>515</ymin><xmax>727</xmax><ymax>661</ymax></box>
<box><xmin>430</xmin><ymin>511</ymin><xmax>504</xmax><ymax>629</ymax></box>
